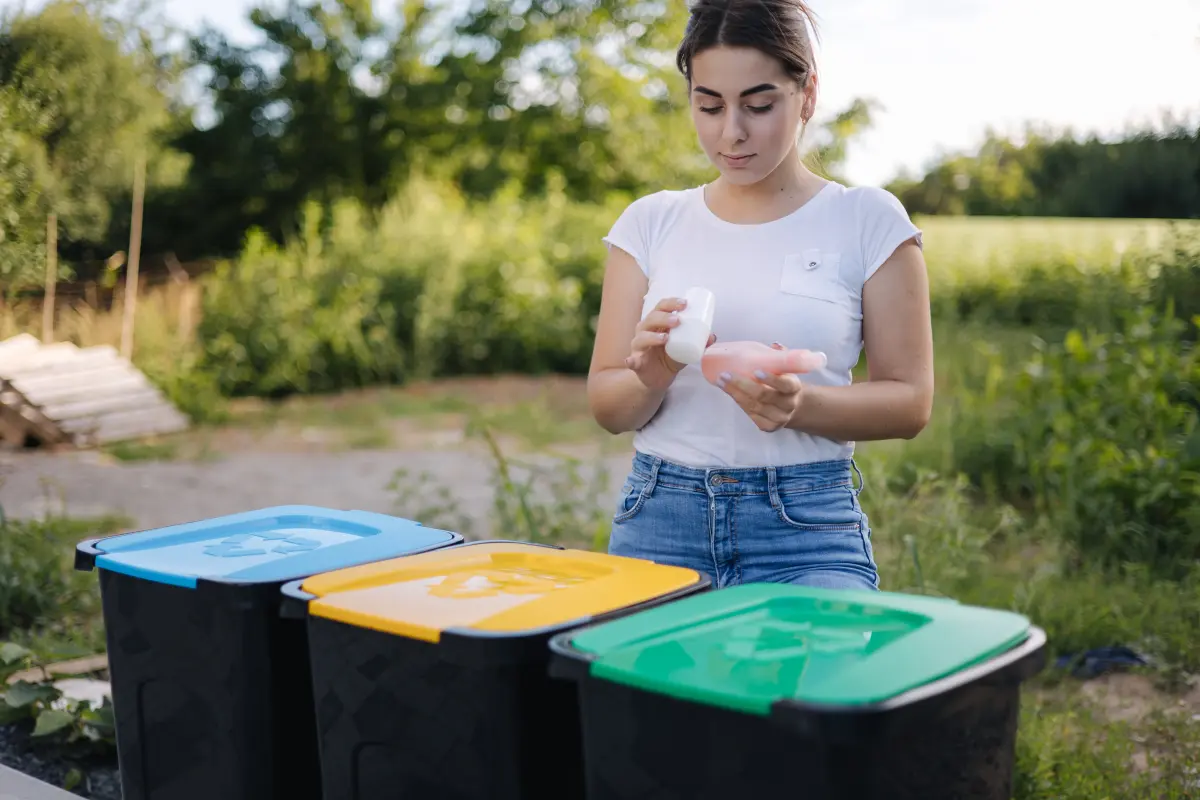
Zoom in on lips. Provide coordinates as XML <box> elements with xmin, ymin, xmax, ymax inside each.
<box><xmin>720</xmin><ymin>153</ymin><xmax>755</xmax><ymax>169</ymax></box>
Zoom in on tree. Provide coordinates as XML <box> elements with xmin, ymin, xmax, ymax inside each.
<box><xmin>0</xmin><ymin>0</ymin><xmax>187</xmax><ymax>288</ymax></box>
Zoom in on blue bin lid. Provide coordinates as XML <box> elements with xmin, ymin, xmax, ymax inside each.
<box><xmin>91</xmin><ymin>505</ymin><xmax>462</xmax><ymax>589</ymax></box>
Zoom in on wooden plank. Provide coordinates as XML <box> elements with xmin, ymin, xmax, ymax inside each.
<box><xmin>1</xmin><ymin>378</ymin><xmax>66</xmax><ymax>445</ymax></box>
<box><xmin>86</xmin><ymin>412</ymin><xmax>190</xmax><ymax>444</ymax></box>
<box><xmin>43</xmin><ymin>388</ymin><xmax>167</xmax><ymax>421</ymax></box>
<box><xmin>0</xmin><ymin>335</ymin><xmax>189</xmax><ymax>447</ymax></box>
<box><xmin>10</xmin><ymin>370</ymin><xmax>149</xmax><ymax>402</ymax></box>
<box><xmin>3</xmin><ymin>347</ymin><xmax>120</xmax><ymax>378</ymax></box>
<box><xmin>0</xmin><ymin>400</ymin><xmax>31</xmax><ymax>446</ymax></box>
<box><xmin>6</xmin><ymin>654</ymin><xmax>108</xmax><ymax>685</ymax></box>
<box><xmin>61</xmin><ymin>405</ymin><xmax>189</xmax><ymax>438</ymax></box>
<box><xmin>0</xmin><ymin>333</ymin><xmax>40</xmax><ymax>361</ymax></box>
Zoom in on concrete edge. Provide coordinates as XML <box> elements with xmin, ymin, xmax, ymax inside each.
<box><xmin>0</xmin><ymin>763</ymin><xmax>79</xmax><ymax>799</ymax></box>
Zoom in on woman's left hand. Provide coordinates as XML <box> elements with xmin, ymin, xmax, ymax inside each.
<box><xmin>716</xmin><ymin>344</ymin><xmax>805</xmax><ymax>433</ymax></box>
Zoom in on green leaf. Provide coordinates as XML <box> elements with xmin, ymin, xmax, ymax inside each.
<box><xmin>4</xmin><ymin>680</ymin><xmax>59</xmax><ymax>708</ymax></box>
<box><xmin>0</xmin><ymin>702</ymin><xmax>32</xmax><ymax>724</ymax></box>
<box><xmin>63</xmin><ymin>768</ymin><xmax>83</xmax><ymax>791</ymax></box>
<box><xmin>31</xmin><ymin>709</ymin><xmax>75</xmax><ymax>737</ymax></box>
<box><xmin>0</xmin><ymin>642</ymin><xmax>32</xmax><ymax>665</ymax></box>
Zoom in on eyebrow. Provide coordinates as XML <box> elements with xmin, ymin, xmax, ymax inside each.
<box><xmin>693</xmin><ymin>83</ymin><xmax>778</xmax><ymax>98</ymax></box>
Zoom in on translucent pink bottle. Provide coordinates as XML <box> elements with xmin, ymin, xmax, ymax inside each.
<box><xmin>700</xmin><ymin>341</ymin><xmax>828</xmax><ymax>386</ymax></box>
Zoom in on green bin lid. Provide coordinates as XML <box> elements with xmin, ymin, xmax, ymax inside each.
<box><xmin>568</xmin><ymin>584</ymin><xmax>1031</xmax><ymax>716</ymax></box>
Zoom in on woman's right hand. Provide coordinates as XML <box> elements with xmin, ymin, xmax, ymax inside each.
<box><xmin>624</xmin><ymin>297</ymin><xmax>717</xmax><ymax>392</ymax></box>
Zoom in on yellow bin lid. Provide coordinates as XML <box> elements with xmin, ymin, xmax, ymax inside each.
<box><xmin>299</xmin><ymin>541</ymin><xmax>706</xmax><ymax>643</ymax></box>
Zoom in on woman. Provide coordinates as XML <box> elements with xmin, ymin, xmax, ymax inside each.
<box><xmin>586</xmin><ymin>0</ymin><xmax>934</xmax><ymax>592</ymax></box>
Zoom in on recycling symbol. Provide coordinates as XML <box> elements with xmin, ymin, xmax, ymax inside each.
<box><xmin>430</xmin><ymin>571</ymin><xmax>561</xmax><ymax>599</ymax></box>
<box><xmin>203</xmin><ymin>531</ymin><xmax>321</xmax><ymax>558</ymax></box>
<box><xmin>721</xmin><ymin>621</ymin><xmax>871</xmax><ymax>662</ymax></box>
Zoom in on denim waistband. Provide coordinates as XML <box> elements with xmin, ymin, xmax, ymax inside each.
<box><xmin>629</xmin><ymin>451</ymin><xmax>863</xmax><ymax>496</ymax></box>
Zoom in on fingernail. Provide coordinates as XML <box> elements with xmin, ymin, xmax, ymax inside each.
<box><xmin>754</xmin><ymin>370</ymin><xmax>768</xmax><ymax>380</ymax></box>
<box><xmin>668</xmin><ymin>312</ymin><xmax>679</xmax><ymax>324</ymax></box>
<box><xmin>658</xmin><ymin>332</ymin><xmax>668</xmax><ymax>341</ymax></box>
<box><xmin>720</xmin><ymin>372</ymin><xmax>732</xmax><ymax>382</ymax></box>
<box><xmin>715</xmin><ymin>378</ymin><xmax>726</xmax><ymax>389</ymax></box>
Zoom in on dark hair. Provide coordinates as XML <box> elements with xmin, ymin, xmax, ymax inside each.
<box><xmin>676</xmin><ymin>0</ymin><xmax>820</xmax><ymax>87</ymax></box>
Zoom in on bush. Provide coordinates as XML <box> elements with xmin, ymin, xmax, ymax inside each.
<box><xmin>946</xmin><ymin>306</ymin><xmax>1200</xmax><ymax>575</ymax></box>
<box><xmin>198</xmin><ymin>179</ymin><xmax>617</xmax><ymax>397</ymax></box>
<box><xmin>0</xmin><ymin>512</ymin><xmax>125</xmax><ymax>639</ymax></box>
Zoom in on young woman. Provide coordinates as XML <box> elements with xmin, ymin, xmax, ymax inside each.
<box><xmin>587</xmin><ymin>0</ymin><xmax>934</xmax><ymax>592</ymax></box>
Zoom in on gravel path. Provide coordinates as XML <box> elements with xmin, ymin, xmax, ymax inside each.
<box><xmin>0</xmin><ymin>445</ymin><xmax>634</xmax><ymax>537</ymax></box>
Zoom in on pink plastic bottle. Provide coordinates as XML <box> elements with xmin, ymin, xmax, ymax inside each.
<box><xmin>700</xmin><ymin>341</ymin><xmax>828</xmax><ymax>386</ymax></box>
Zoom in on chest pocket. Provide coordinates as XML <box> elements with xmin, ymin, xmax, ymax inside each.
<box><xmin>780</xmin><ymin>249</ymin><xmax>845</xmax><ymax>304</ymax></box>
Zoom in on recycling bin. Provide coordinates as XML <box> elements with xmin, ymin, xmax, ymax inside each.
<box><xmin>279</xmin><ymin>539</ymin><xmax>709</xmax><ymax>800</ymax></box>
<box><xmin>74</xmin><ymin>505</ymin><xmax>463</xmax><ymax>800</ymax></box>
<box><xmin>549</xmin><ymin>583</ymin><xmax>1047</xmax><ymax>800</ymax></box>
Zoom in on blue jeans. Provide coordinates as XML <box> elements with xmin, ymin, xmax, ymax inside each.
<box><xmin>607</xmin><ymin>451</ymin><xmax>879</xmax><ymax>591</ymax></box>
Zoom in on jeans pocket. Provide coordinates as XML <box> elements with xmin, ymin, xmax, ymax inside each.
<box><xmin>772</xmin><ymin>483</ymin><xmax>863</xmax><ymax>533</ymax></box>
<box><xmin>613</xmin><ymin>473</ymin><xmax>652</xmax><ymax>524</ymax></box>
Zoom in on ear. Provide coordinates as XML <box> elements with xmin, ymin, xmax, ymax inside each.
<box><xmin>802</xmin><ymin>72</ymin><xmax>819</xmax><ymax>122</ymax></box>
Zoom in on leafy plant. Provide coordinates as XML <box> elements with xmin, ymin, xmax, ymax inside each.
<box><xmin>946</xmin><ymin>305</ymin><xmax>1200</xmax><ymax>575</ymax></box>
<box><xmin>0</xmin><ymin>642</ymin><xmax>116</xmax><ymax>756</ymax></box>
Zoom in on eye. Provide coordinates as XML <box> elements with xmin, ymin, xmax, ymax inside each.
<box><xmin>747</xmin><ymin>104</ymin><xmax>774</xmax><ymax>114</ymax></box>
<box><xmin>698</xmin><ymin>105</ymin><xmax>723</xmax><ymax>115</ymax></box>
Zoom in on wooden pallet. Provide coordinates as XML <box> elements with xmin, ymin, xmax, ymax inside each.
<box><xmin>0</xmin><ymin>333</ymin><xmax>189</xmax><ymax>448</ymax></box>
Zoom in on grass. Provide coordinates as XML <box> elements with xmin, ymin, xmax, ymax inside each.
<box><xmin>0</xmin><ymin>510</ymin><xmax>131</xmax><ymax>659</ymax></box>
<box><xmin>917</xmin><ymin>216</ymin><xmax>1197</xmax><ymax>282</ymax></box>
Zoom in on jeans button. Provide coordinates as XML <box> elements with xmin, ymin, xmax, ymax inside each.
<box><xmin>710</xmin><ymin>474</ymin><xmax>722</xmax><ymax>486</ymax></box>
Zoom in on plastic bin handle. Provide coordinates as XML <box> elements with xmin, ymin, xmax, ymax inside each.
<box><xmin>545</xmin><ymin>631</ymin><xmax>597</xmax><ymax>683</ymax></box>
<box><xmin>768</xmin><ymin>626</ymin><xmax>1048</xmax><ymax>741</ymax></box>
<box><xmin>279</xmin><ymin>579</ymin><xmax>317</xmax><ymax>620</ymax></box>
<box><xmin>74</xmin><ymin>539</ymin><xmax>104</xmax><ymax>573</ymax></box>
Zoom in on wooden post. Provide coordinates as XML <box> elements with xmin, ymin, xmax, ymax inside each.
<box><xmin>120</xmin><ymin>153</ymin><xmax>146</xmax><ymax>361</ymax></box>
<box><xmin>42</xmin><ymin>213</ymin><xmax>57</xmax><ymax>343</ymax></box>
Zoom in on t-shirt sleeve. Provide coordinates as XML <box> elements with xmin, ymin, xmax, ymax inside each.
<box><xmin>858</xmin><ymin>187</ymin><xmax>923</xmax><ymax>283</ymax></box>
<box><xmin>602</xmin><ymin>196</ymin><xmax>653</xmax><ymax>277</ymax></box>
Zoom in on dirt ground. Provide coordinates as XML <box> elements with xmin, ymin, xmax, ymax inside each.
<box><xmin>0</xmin><ymin>375</ymin><xmax>640</xmax><ymax>536</ymax></box>
<box><xmin>0</xmin><ymin>422</ymin><xmax>638</xmax><ymax>542</ymax></box>
<box><xmin>0</xmin><ymin>439</ymin><xmax>636</xmax><ymax>536</ymax></box>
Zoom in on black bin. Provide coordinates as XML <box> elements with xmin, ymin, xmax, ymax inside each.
<box><xmin>279</xmin><ymin>539</ymin><xmax>709</xmax><ymax>800</ymax></box>
<box><xmin>549</xmin><ymin>582</ymin><xmax>1047</xmax><ymax>800</ymax></box>
<box><xmin>74</xmin><ymin>505</ymin><xmax>462</xmax><ymax>800</ymax></box>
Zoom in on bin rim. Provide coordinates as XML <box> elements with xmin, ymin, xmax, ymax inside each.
<box><xmin>767</xmin><ymin>624</ymin><xmax>1047</xmax><ymax>728</ymax></box>
<box><xmin>73</xmin><ymin>506</ymin><xmax>463</xmax><ymax>590</ymax></box>
<box><xmin>301</xmin><ymin>545</ymin><xmax>712</xmax><ymax>666</ymax></box>
<box><xmin>436</xmin><ymin>571</ymin><xmax>708</xmax><ymax>666</ymax></box>
<box><xmin>441</xmin><ymin>571</ymin><xmax>711</xmax><ymax>643</ymax></box>
<box><xmin>280</xmin><ymin>542</ymin><xmax>566</xmax><ymax>623</ymax></box>
<box><xmin>549</xmin><ymin>623</ymin><xmax>1047</xmax><ymax>740</ymax></box>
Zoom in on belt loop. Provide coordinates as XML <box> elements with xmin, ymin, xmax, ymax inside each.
<box><xmin>851</xmin><ymin>459</ymin><xmax>865</xmax><ymax>496</ymax></box>
<box><xmin>647</xmin><ymin>455</ymin><xmax>663</xmax><ymax>493</ymax></box>
<box><xmin>766</xmin><ymin>466</ymin><xmax>779</xmax><ymax>507</ymax></box>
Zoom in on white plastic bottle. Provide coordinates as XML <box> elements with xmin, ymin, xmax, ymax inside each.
<box><xmin>665</xmin><ymin>287</ymin><xmax>716</xmax><ymax>366</ymax></box>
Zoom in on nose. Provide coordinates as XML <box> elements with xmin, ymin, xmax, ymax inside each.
<box><xmin>722</xmin><ymin>108</ymin><xmax>748</xmax><ymax>146</ymax></box>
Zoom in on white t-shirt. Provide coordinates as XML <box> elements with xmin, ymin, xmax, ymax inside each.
<box><xmin>602</xmin><ymin>180</ymin><xmax>923</xmax><ymax>468</ymax></box>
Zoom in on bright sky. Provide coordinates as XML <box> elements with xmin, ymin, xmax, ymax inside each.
<box><xmin>9</xmin><ymin>0</ymin><xmax>1200</xmax><ymax>186</ymax></box>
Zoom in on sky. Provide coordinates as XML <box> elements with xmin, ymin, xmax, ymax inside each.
<box><xmin>8</xmin><ymin>0</ymin><xmax>1200</xmax><ymax>186</ymax></box>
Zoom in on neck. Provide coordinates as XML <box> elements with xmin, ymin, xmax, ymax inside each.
<box><xmin>713</xmin><ymin>148</ymin><xmax>822</xmax><ymax>208</ymax></box>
